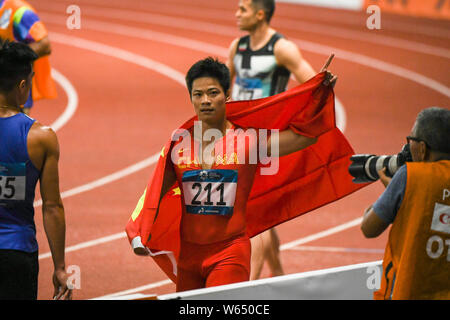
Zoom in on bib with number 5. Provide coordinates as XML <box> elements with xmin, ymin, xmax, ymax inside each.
<box><xmin>0</xmin><ymin>162</ymin><xmax>26</xmax><ymax>201</ymax></box>
<box><xmin>182</xmin><ymin>169</ymin><xmax>238</xmax><ymax>216</ymax></box>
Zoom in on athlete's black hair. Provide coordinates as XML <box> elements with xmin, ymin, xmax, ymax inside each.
<box><xmin>0</xmin><ymin>39</ymin><xmax>38</xmax><ymax>93</ymax></box>
<box><xmin>185</xmin><ymin>57</ymin><xmax>230</xmax><ymax>98</ymax></box>
<box><xmin>251</xmin><ymin>0</ymin><xmax>275</xmax><ymax>23</ymax></box>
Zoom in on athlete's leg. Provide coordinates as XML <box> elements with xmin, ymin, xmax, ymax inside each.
<box><xmin>176</xmin><ymin>266</ymin><xmax>205</xmax><ymax>292</ymax></box>
<box><xmin>250</xmin><ymin>233</ymin><xmax>265</xmax><ymax>280</ymax></box>
<box><xmin>205</xmin><ymin>236</ymin><xmax>251</xmax><ymax>287</ymax></box>
<box><xmin>266</xmin><ymin>228</ymin><xmax>284</xmax><ymax>277</ymax></box>
<box><xmin>206</xmin><ymin>263</ymin><xmax>249</xmax><ymax>288</ymax></box>
<box><xmin>176</xmin><ymin>241</ymin><xmax>206</xmax><ymax>292</ymax></box>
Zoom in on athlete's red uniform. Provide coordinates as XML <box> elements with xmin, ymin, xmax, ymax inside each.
<box><xmin>172</xmin><ymin>124</ymin><xmax>259</xmax><ymax>291</ymax></box>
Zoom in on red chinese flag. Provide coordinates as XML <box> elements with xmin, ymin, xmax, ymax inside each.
<box><xmin>126</xmin><ymin>72</ymin><xmax>368</xmax><ymax>282</ymax></box>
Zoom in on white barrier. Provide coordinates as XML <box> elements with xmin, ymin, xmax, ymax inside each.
<box><xmin>157</xmin><ymin>260</ymin><xmax>382</xmax><ymax>300</ymax></box>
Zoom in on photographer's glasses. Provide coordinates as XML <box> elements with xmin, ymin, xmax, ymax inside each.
<box><xmin>406</xmin><ymin>136</ymin><xmax>429</xmax><ymax>147</ymax></box>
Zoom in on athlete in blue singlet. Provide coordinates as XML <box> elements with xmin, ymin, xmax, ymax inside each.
<box><xmin>0</xmin><ymin>40</ymin><xmax>71</xmax><ymax>300</ymax></box>
<box><xmin>227</xmin><ymin>0</ymin><xmax>317</xmax><ymax>280</ymax></box>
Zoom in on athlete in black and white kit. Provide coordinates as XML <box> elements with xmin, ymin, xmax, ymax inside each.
<box><xmin>231</xmin><ymin>32</ymin><xmax>291</xmax><ymax>101</ymax></box>
<box><xmin>227</xmin><ymin>0</ymin><xmax>317</xmax><ymax>281</ymax></box>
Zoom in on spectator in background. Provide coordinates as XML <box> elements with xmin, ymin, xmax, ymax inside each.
<box><xmin>0</xmin><ymin>0</ymin><xmax>57</xmax><ymax>115</ymax></box>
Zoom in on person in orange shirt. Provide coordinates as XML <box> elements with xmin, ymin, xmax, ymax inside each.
<box><xmin>361</xmin><ymin>107</ymin><xmax>450</xmax><ymax>299</ymax></box>
<box><xmin>0</xmin><ymin>0</ymin><xmax>56</xmax><ymax>115</ymax></box>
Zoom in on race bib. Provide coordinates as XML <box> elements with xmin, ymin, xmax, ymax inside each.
<box><xmin>0</xmin><ymin>162</ymin><xmax>26</xmax><ymax>201</ymax></box>
<box><xmin>234</xmin><ymin>77</ymin><xmax>263</xmax><ymax>100</ymax></box>
<box><xmin>182</xmin><ymin>169</ymin><xmax>237</xmax><ymax>216</ymax></box>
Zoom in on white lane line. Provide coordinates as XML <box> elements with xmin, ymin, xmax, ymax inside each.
<box><xmin>49</xmin><ymin>68</ymin><xmax>79</xmax><ymax>132</ymax></box>
<box><xmin>280</xmin><ymin>217</ymin><xmax>363</xmax><ymax>251</ymax></box>
<box><xmin>49</xmin><ymin>34</ymin><xmax>186</xmax><ymax>86</ymax></box>
<box><xmin>292</xmin><ymin>39</ymin><xmax>450</xmax><ymax>98</ymax></box>
<box><xmin>287</xmin><ymin>245</ymin><xmax>384</xmax><ymax>254</ymax></box>
<box><xmin>38</xmin><ymin>232</ymin><xmax>126</xmax><ymax>260</ymax></box>
<box><xmin>36</xmin><ymin>0</ymin><xmax>450</xmax><ymax>40</ymax></box>
<box><xmin>34</xmin><ymin>153</ymin><xmax>161</xmax><ymax>209</ymax></box>
<box><xmin>280</xmin><ymin>20</ymin><xmax>450</xmax><ymax>59</ymax></box>
<box><xmin>41</xmin><ymin>14</ymin><xmax>450</xmax><ymax>98</ymax></box>
<box><xmin>38</xmin><ymin>7</ymin><xmax>450</xmax><ymax>59</ymax></box>
<box><xmin>92</xmin><ymin>280</ymin><xmax>172</xmax><ymax>300</ymax></box>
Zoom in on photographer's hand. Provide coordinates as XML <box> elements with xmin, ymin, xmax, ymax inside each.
<box><xmin>378</xmin><ymin>168</ymin><xmax>392</xmax><ymax>188</ymax></box>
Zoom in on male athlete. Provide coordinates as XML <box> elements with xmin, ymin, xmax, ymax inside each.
<box><xmin>0</xmin><ymin>40</ymin><xmax>71</xmax><ymax>300</ymax></box>
<box><xmin>132</xmin><ymin>56</ymin><xmax>336</xmax><ymax>292</ymax></box>
<box><xmin>0</xmin><ymin>0</ymin><xmax>56</xmax><ymax>115</ymax></box>
<box><xmin>227</xmin><ymin>0</ymin><xmax>316</xmax><ymax>280</ymax></box>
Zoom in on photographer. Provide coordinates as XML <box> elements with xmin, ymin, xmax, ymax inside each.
<box><xmin>361</xmin><ymin>107</ymin><xmax>450</xmax><ymax>300</ymax></box>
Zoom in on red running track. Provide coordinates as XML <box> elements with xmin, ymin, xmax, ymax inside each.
<box><xmin>25</xmin><ymin>0</ymin><xmax>450</xmax><ymax>300</ymax></box>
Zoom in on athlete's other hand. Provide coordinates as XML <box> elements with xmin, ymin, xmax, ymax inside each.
<box><xmin>320</xmin><ymin>53</ymin><xmax>337</xmax><ymax>88</ymax></box>
<box><xmin>53</xmin><ymin>268</ymin><xmax>73</xmax><ymax>300</ymax></box>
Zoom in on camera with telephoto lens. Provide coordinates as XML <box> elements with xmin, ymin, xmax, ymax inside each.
<box><xmin>348</xmin><ymin>144</ymin><xmax>412</xmax><ymax>183</ymax></box>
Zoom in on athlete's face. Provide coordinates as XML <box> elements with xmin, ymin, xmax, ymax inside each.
<box><xmin>236</xmin><ymin>0</ymin><xmax>262</xmax><ymax>31</ymax></box>
<box><xmin>191</xmin><ymin>77</ymin><xmax>229</xmax><ymax>125</ymax></box>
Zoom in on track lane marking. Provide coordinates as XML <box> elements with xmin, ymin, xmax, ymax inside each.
<box><xmin>48</xmin><ymin>68</ymin><xmax>79</xmax><ymax>132</ymax></box>
<box><xmin>40</xmin><ymin>14</ymin><xmax>449</xmax><ymax>98</ymax></box>
<box><xmin>35</xmin><ymin>0</ymin><xmax>450</xmax><ymax>40</ymax></box>
<box><xmin>36</xmin><ymin>4</ymin><xmax>450</xmax><ymax>58</ymax></box>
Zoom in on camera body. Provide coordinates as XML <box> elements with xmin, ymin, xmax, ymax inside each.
<box><xmin>349</xmin><ymin>144</ymin><xmax>412</xmax><ymax>183</ymax></box>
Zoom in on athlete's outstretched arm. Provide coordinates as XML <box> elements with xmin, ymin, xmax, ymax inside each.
<box><xmin>226</xmin><ymin>38</ymin><xmax>239</xmax><ymax>84</ymax></box>
<box><xmin>268</xmin><ymin>129</ymin><xmax>317</xmax><ymax>158</ymax></box>
<box><xmin>274</xmin><ymin>38</ymin><xmax>316</xmax><ymax>84</ymax></box>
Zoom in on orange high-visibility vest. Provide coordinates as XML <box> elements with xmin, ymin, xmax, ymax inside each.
<box><xmin>0</xmin><ymin>0</ymin><xmax>57</xmax><ymax>101</ymax></box>
<box><xmin>375</xmin><ymin>160</ymin><xmax>450</xmax><ymax>300</ymax></box>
